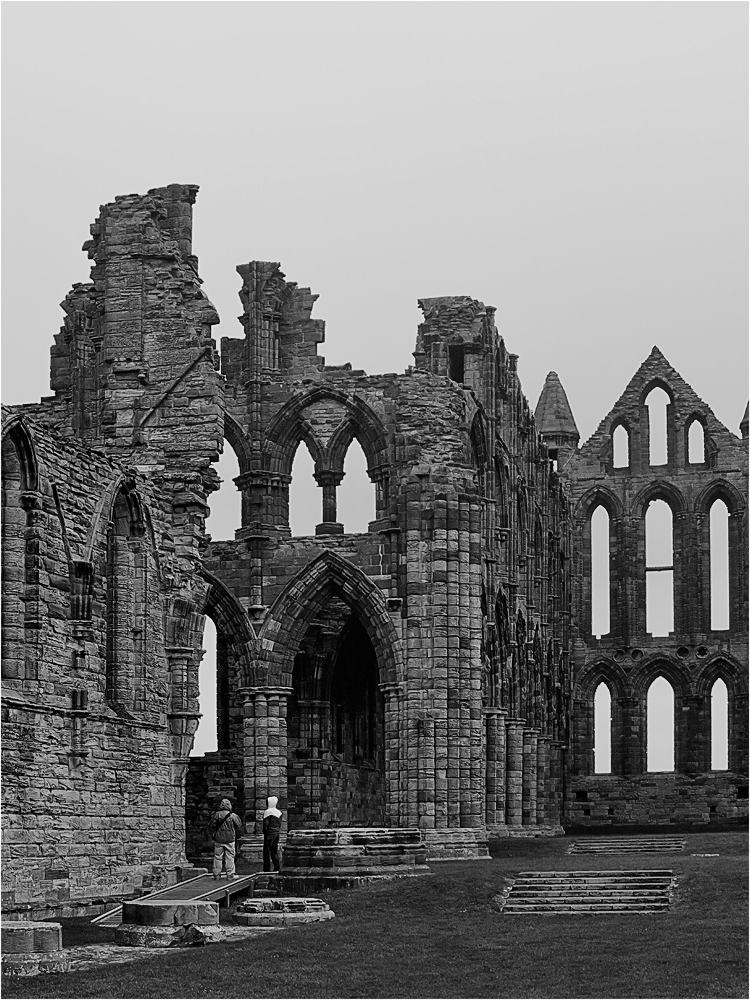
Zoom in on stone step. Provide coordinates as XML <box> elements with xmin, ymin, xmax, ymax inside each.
<box><xmin>510</xmin><ymin>893</ymin><xmax>670</xmax><ymax>904</ymax></box>
<box><xmin>503</xmin><ymin>902</ymin><xmax>670</xmax><ymax>913</ymax></box>
<box><xmin>517</xmin><ymin>870</ymin><xmax>673</xmax><ymax>877</ymax></box>
<box><xmin>570</xmin><ymin>839</ymin><xmax>685</xmax><ymax>854</ymax></box>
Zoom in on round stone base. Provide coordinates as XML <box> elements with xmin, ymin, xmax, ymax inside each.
<box><xmin>234</xmin><ymin>897</ymin><xmax>334</xmax><ymax>926</ymax></box>
<box><xmin>115</xmin><ymin>923</ymin><xmax>227</xmax><ymax>948</ymax></box>
<box><xmin>1</xmin><ymin>952</ymin><xmax>71</xmax><ymax>977</ymax></box>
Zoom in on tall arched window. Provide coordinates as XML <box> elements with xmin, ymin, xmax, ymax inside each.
<box><xmin>645</xmin><ymin>499</ymin><xmax>674</xmax><ymax>637</ymax></box>
<box><xmin>687</xmin><ymin>419</ymin><xmax>705</xmax><ymax>465</ymax></box>
<box><xmin>594</xmin><ymin>682</ymin><xmax>612</xmax><ymax>774</ymax></box>
<box><xmin>1</xmin><ymin>431</ymin><xmax>29</xmax><ymax>677</ymax></box>
<box><xmin>206</xmin><ymin>441</ymin><xmax>241</xmax><ymax>541</ymax></box>
<box><xmin>645</xmin><ymin>386</ymin><xmax>670</xmax><ymax>466</ymax></box>
<box><xmin>612</xmin><ymin>425</ymin><xmax>629</xmax><ymax>469</ymax></box>
<box><xmin>289</xmin><ymin>441</ymin><xmax>318</xmax><ymax>536</ymax></box>
<box><xmin>709</xmin><ymin>499</ymin><xmax>729</xmax><ymax>631</ymax></box>
<box><xmin>192</xmin><ymin>616</ymin><xmax>218</xmax><ymax>756</ymax></box>
<box><xmin>647</xmin><ymin>676</ymin><xmax>675</xmax><ymax>772</ymax></box>
<box><xmin>106</xmin><ymin>488</ymin><xmax>147</xmax><ymax>711</ymax></box>
<box><xmin>591</xmin><ymin>505</ymin><xmax>610</xmax><ymax>638</ymax></box>
<box><xmin>710</xmin><ymin>678</ymin><xmax>729</xmax><ymax>771</ymax></box>
<box><xmin>338</xmin><ymin>439</ymin><xmax>374</xmax><ymax>533</ymax></box>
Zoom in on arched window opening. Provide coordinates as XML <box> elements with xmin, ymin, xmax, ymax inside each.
<box><xmin>192</xmin><ymin>615</ymin><xmax>218</xmax><ymax>756</ymax></box>
<box><xmin>593</xmin><ymin>682</ymin><xmax>612</xmax><ymax>774</ymax></box>
<box><xmin>106</xmin><ymin>489</ymin><xmax>147</xmax><ymax>711</ymax></box>
<box><xmin>645</xmin><ymin>499</ymin><xmax>674</xmax><ymax>637</ymax></box>
<box><xmin>612</xmin><ymin>425</ymin><xmax>629</xmax><ymax>468</ymax></box>
<box><xmin>710</xmin><ymin>678</ymin><xmax>729</xmax><ymax>771</ymax></box>
<box><xmin>206</xmin><ymin>441</ymin><xmax>241</xmax><ymax>541</ymax></box>
<box><xmin>289</xmin><ymin>441</ymin><xmax>318</xmax><ymax>536</ymax></box>
<box><xmin>709</xmin><ymin>499</ymin><xmax>729</xmax><ymax>631</ymax></box>
<box><xmin>647</xmin><ymin>676</ymin><xmax>675</xmax><ymax>772</ymax></box>
<box><xmin>645</xmin><ymin>386</ymin><xmax>670</xmax><ymax>466</ymax></box>
<box><xmin>688</xmin><ymin>420</ymin><xmax>705</xmax><ymax>465</ymax></box>
<box><xmin>338</xmin><ymin>439</ymin><xmax>374</xmax><ymax>534</ymax></box>
<box><xmin>591</xmin><ymin>505</ymin><xmax>610</xmax><ymax>638</ymax></box>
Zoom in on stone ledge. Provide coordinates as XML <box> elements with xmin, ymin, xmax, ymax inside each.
<box><xmin>114</xmin><ymin>923</ymin><xmax>227</xmax><ymax>948</ymax></box>
<box><xmin>234</xmin><ymin>897</ymin><xmax>334</xmax><ymax>926</ymax></box>
<box><xmin>1</xmin><ymin>951</ymin><xmax>71</xmax><ymax>977</ymax></box>
<box><xmin>122</xmin><ymin>900</ymin><xmax>219</xmax><ymax>927</ymax></box>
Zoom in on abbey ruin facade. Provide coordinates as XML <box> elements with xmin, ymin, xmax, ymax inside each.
<box><xmin>2</xmin><ymin>185</ymin><xmax>747</xmax><ymax>919</ymax></box>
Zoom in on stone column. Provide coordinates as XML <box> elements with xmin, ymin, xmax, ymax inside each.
<box><xmin>483</xmin><ymin>707</ymin><xmax>508</xmax><ymax>833</ymax></box>
<box><xmin>536</xmin><ymin>735</ymin><xmax>550</xmax><ymax>827</ymax></box>
<box><xmin>314</xmin><ymin>471</ymin><xmax>344</xmax><ymax>535</ymax></box>
<box><xmin>522</xmin><ymin>728</ymin><xmax>539</xmax><ymax>826</ymax></box>
<box><xmin>505</xmin><ymin>718</ymin><xmax>525</xmax><ymax>828</ymax></box>
<box><xmin>240</xmin><ymin>685</ymin><xmax>293</xmax><ymax>860</ymax></box>
<box><xmin>380</xmin><ymin>683</ymin><xmax>403</xmax><ymax>826</ymax></box>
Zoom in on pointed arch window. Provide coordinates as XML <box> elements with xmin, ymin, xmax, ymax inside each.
<box><xmin>645</xmin><ymin>499</ymin><xmax>673</xmax><ymax>637</ymax></box>
<box><xmin>289</xmin><ymin>441</ymin><xmax>318</xmax><ymax>536</ymax></box>
<box><xmin>687</xmin><ymin>419</ymin><xmax>705</xmax><ymax>465</ymax></box>
<box><xmin>710</xmin><ymin>678</ymin><xmax>729</xmax><ymax>771</ymax></box>
<box><xmin>647</xmin><ymin>676</ymin><xmax>675</xmax><ymax>772</ymax></box>
<box><xmin>192</xmin><ymin>615</ymin><xmax>219</xmax><ymax>756</ymax></box>
<box><xmin>709</xmin><ymin>499</ymin><xmax>729</xmax><ymax>631</ymax></box>
<box><xmin>645</xmin><ymin>386</ymin><xmax>671</xmax><ymax>466</ymax></box>
<box><xmin>338</xmin><ymin>439</ymin><xmax>375</xmax><ymax>534</ymax></box>
<box><xmin>593</xmin><ymin>682</ymin><xmax>612</xmax><ymax>774</ymax></box>
<box><xmin>106</xmin><ymin>488</ymin><xmax>148</xmax><ymax>711</ymax></box>
<box><xmin>590</xmin><ymin>505</ymin><xmax>610</xmax><ymax>638</ymax></box>
<box><xmin>612</xmin><ymin>424</ymin><xmax>629</xmax><ymax>469</ymax></box>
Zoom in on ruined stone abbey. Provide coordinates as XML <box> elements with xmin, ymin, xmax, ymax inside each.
<box><xmin>2</xmin><ymin>185</ymin><xmax>747</xmax><ymax>919</ymax></box>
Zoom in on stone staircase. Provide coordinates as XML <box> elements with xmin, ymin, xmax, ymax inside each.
<box><xmin>569</xmin><ymin>836</ymin><xmax>685</xmax><ymax>855</ymax></box>
<box><xmin>500</xmin><ymin>870</ymin><xmax>674</xmax><ymax>914</ymax></box>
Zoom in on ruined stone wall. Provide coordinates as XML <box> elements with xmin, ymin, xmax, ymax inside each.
<box><xmin>563</xmin><ymin>347</ymin><xmax>748</xmax><ymax>828</ymax></box>
<box><xmin>2</xmin><ymin>186</ymin><xmax>225</xmax><ymax>918</ymax></box>
<box><xmin>190</xmin><ymin>266</ymin><xmax>574</xmax><ymax>860</ymax></box>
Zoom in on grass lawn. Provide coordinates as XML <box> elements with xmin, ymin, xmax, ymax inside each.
<box><xmin>3</xmin><ymin>830</ymin><xmax>747</xmax><ymax>999</ymax></box>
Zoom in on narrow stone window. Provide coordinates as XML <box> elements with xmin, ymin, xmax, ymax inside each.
<box><xmin>192</xmin><ymin>615</ymin><xmax>218</xmax><ymax>756</ymax></box>
<box><xmin>645</xmin><ymin>499</ymin><xmax>673</xmax><ymax>637</ymax></box>
<box><xmin>1</xmin><ymin>433</ymin><xmax>27</xmax><ymax>679</ymax></box>
<box><xmin>448</xmin><ymin>345</ymin><xmax>465</xmax><ymax>384</ymax></box>
<box><xmin>710</xmin><ymin>678</ymin><xmax>729</xmax><ymax>771</ymax></box>
<box><xmin>709</xmin><ymin>499</ymin><xmax>729</xmax><ymax>631</ymax></box>
<box><xmin>647</xmin><ymin>675</ymin><xmax>675</xmax><ymax>772</ymax></box>
<box><xmin>289</xmin><ymin>441</ymin><xmax>318</xmax><ymax>536</ymax></box>
<box><xmin>612</xmin><ymin>424</ymin><xmax>629</xmax><ymax>468</ymax></box>
<box><xmin>338</xmin><ymin>439</ymin><xmax>374</xmax><ymax>533</ymax></box>
<box><xmin>687</xmin><ymin>419</ymin><xmax>705</xmax><ymax>464</ymax></box>
<box><xmin>645</xmin><ymin>386</ymin><xmax>670</xmax><ymax>466</ymax></box>
<box><xmin>591</xmin><ymin>505</ymin><xmax>610</xmax><ymax>638</ymax></box>
<box><xmin>593</xmin><ymin>682</ymin><xmax>612</xmax><ymax>774</ymax></box>
<box><xmin>206</xmin><ymin>441</ymin><xmax>241</xmax><ymax>540</ymax></box>
<box><xmin>106</xmin><ymin>489</ymin><xmax>146</xmax><ymax>711</ymax></box>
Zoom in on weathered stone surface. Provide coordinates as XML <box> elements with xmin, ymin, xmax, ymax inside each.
<box><xmin>1</xmin><ymin>185</ymin><xmax>747</xmax><ymax>921</ymax></box>
<box><xmin>234</xmin><ymin>897</ymin><xmax>334</xmax><ymax>925</ymax></box>
<box><xmin>121</xmin><ymin>900</ymin><xmax>218</xmax><ymax>927</ymax></box>
<box><xmin>114</xmin><ymin>923</ymin><xmax>224</xmax><ymax>948</ymax></box>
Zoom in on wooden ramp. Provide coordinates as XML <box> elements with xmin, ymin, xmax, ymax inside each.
<box><xmin>92</xmin><ymin>872</ymin><xmax>266</xmax><ymax>928</ymax></box>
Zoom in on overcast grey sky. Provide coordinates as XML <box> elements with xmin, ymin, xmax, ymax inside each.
<box><xmin>3</xmin><ymin>2</ymin><xmax>747</xmax><ymax>443</ymax></box>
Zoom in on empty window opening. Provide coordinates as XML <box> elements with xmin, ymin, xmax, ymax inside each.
<box><xmin>338</xmin><ymin>439</ymin><xmax>374</xmax><ymax>534</ymax></box>
<box><xmin>448</xmin><ymin>345</ymin><xmax>465</xmax><ymax>384</ymax></box>
<box><xmin>612</xmin><ymin>425</ymin><xmax>629</xmax><ymax>468</ymax></box>
<box><xmin>591</xmin><ymin>505</ymin><xmax>610</xmax><ymax>638</ymax></box>
<box><xmin>645</xmin><ymin>386</ymin><xmax>670</xmax><ymax>466</ymax></box>
<box><xmin>289</xmin><ymin>441</ymin><xmax>318</xmax><ymax>536</ymax></box>
<box><xmin>688</xmin><ymin>419</ymin><xmax>705</xmax><ymax>464</ymax></box>
<box><xmin>645</xmin><ymin>499</ymin><xmax>674</xmax><ymax>637</ymax></box>
<box><xmin>191</xmin><ymin>616</ymin><xmax>218</xmax><ymax>756</ymax></box>
<box><xmin>206</xmin><ymin>442</ymin><xmax>241</xmax><ymax>541</ymax></box>
<box><xmin>594</xmin><ymin>682</ymin><xmax>612</xmax><ymax>774</ymax></box>
<box><xmin>647</xmin><ymin>676</ymin><xmax>675</xmax><ymax>772</ymax></box>
<box><xmin>710</xmin><ymin>678</ymin><xmax>729</xmax><ymax>771</ymax></box>
<box><xmin>709</xmin><ymin>499</ymin><xmax>729</xmax><ymax>631</ymax></box>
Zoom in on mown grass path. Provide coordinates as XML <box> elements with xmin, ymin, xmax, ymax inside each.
<box><xmin>3</xmin><ymin>831</ymin><xmax>747</xmax><ymax>999</ymax></box>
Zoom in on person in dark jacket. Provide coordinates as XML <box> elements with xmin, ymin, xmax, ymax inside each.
<box><xmin>262</xmin><ymin>795</ymin><xmax>282</xmax><ymax>872</ymax></box>
<box><xmin>209</xmin><ymin>797</ymin><xmax>243</xmax><ymax>879</ymax></box>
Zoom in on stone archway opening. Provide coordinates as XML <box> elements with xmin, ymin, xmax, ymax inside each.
<box><xmin>286</xmin><ymin>597</ymin><xmax>385</xmax><ymax>830</ymax></box>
